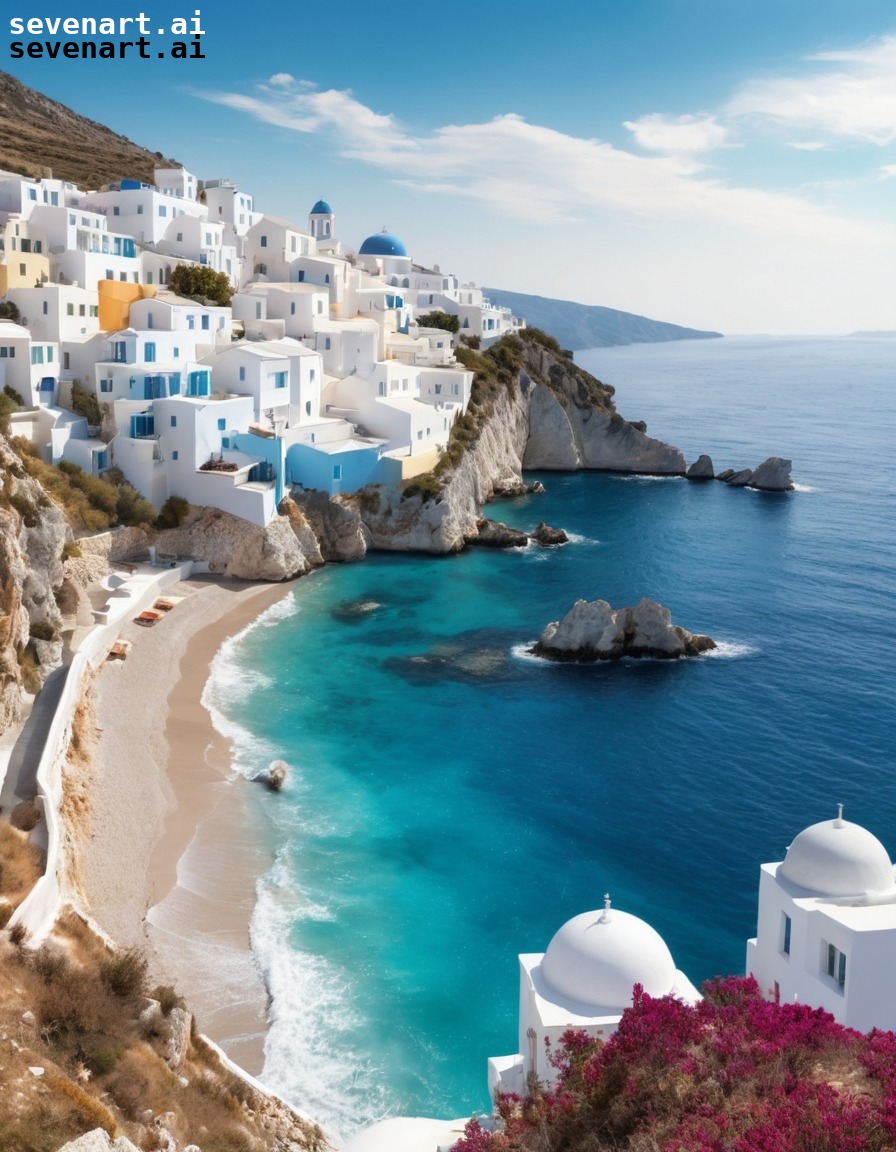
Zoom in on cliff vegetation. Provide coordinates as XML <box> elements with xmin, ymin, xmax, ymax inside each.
<box><xmin>456</xmin><ymin>978</ymin><xmax>896</xmax><ymax>1152</ymax></box>
<box><xmin>0</xmin><ymin>838</ymin><xmax>324</xmax><ymax>1152</ymax></box>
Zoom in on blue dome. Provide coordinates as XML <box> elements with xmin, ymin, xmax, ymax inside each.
<box><xmin>359</xmin><ymin>230</ymin><xmax>408</xmax><ymax>257</ymax></box>
<box><xmin>310</xmin><ymin>199</ymin><xmax>332</xmax><ymax>215</ymax></box>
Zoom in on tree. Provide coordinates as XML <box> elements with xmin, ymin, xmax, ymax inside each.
<box><xmin>168</xmin><ymin>264</ymin><xmax>233</xmax><ymax>307</ymax></box>
<box><xmin>0</xmin><ymin>300</ymin><xmax>22</xmax><ymax>322</ymax></box>
<box><xmin>416</xmin><ymin>310</ymin><xmax>460</xmax><ymax>334</ymax></box>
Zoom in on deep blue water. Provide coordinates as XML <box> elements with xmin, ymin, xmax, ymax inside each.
<box><xmin>205</xmin><ymin>335</ymin><xmax>896</xmax><ymax>1141</ymax></box>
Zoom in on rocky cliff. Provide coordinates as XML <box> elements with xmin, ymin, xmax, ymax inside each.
<box><xmin>0</xmin><ymin>436</ymin><xmax>68</xmax><ymax>735</ymax></box>
<box><xmin>316</xmin><ymin>331</ymin><xmax>686</xmax><ymax>555</ymax></box>
<box><xmin>521</xmin><ymin>341</ymin><xmax>686</xmax><ymax>472</ymax></box>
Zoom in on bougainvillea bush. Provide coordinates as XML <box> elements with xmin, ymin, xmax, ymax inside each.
<box><xmin>455</xmin><ymin>977</ymin><xmax>896</xmax><ymax>1152</ymax></box>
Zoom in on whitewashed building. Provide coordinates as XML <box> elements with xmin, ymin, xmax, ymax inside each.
<box><xmin>488</xmin><ymin>896</ymin><xmax>700</xmax><ymax>1099</ymax></box>
<box><xmin>747</xmin><ymin>807</ymin><xmax>896</xmax><ymax>1033</ymax></box>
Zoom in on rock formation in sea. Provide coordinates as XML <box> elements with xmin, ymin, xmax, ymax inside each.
<box><xmin>687</xmin><ymin>454</ymin><xmax>715</xmax><ymax>480</ymax></box>
<box><xmin>531</xmin><ymin>597</ymin><xmax>716</xmax><ymax>661</ymax></box>
<box><xmin>716</xmin><ymin>457</ymin><xmax>793</xmax><ymax>491</ymax></box>
<box><xmin>466</xmin><ymin>517</ymin><xmax>530</xmax><ymax>548</ymax></box>
<box><xmin>530</xmin><ymin>522</ymin><xmax>569</xmax><ymax>545</ymax></box>
<box><xmin>749</xmin><ymin>457</ymin><xmax>794</xmax><ymax>491</ymax></box>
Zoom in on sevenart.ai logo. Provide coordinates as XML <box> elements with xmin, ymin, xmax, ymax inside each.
<box><xmin>9</xmin><ymin>9</ymin><xmax>207</xmax><ymax>60</ymax></box>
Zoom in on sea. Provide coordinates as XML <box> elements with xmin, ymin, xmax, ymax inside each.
<box><xmin>202</xmin><ymin>335</ymin><xmax>896</xmax><ymax>1143</ymax></box>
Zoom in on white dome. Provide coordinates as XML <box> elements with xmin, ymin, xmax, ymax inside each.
<box><xmin>778</xmin><ymin>816</ymin><xmax>895</xmax><ymax>897</ymax></box>
<box><xmin>540</xmin><ymin>907</ymin><xmax>677</xmax><ymax>1010</ymax></box>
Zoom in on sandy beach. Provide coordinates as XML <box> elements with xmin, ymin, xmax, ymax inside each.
<box><xmin>78</xmin><ymin>574</ymin><xmax>294</xmax><ymax>1074</ymax></box>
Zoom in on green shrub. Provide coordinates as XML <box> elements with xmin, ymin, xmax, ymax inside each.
<box><xmin>115</xmin><ymin>483</ymin><xmax>155</xmax><ymax>527</ymax></box>
<box><xmin>69</xmin><ymin>383</ymin><xmax>102</xmax><ymax>427</ymax></box>
<box><xmin>156</xmin><ymin>494</ymin><xmax>190</xmax><ymax>530</ymax></box>
<box><xmin>3</xmin><ymin>384</ymin><xmax>25</xmax><ymax>405</ymax></box>
<box><xmin>62</xmin><ymin>541</ymin><xmax>82</xmax><ymax>560</ymax></box>
<box><xmin>415</xmin><ymin>310</ymin><xmax>460</xmax><ymax>334</ymax></box>
<box><xmin>169</xmin><ymin>263</ymin><xmax>233</xmax><ymax>306</ymax></box>
<box><xmin>402</xmin><ymin>474</ymin><xmax>442</xmax><ymax>502</ymax></box>
<box><xmin>0</xmin><ymin>299</ymin><xmax>22</xmax><ymax>322</ymax></box>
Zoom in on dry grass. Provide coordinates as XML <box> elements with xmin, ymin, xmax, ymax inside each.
<box><xmin>0</xmin><ymin>822</ymin><xmax>44</xmax><ymax>907</ymax></box>
<box><xmin>0</xmin><ymin>909</ymin><xmax>329</xmax><ymax>1151</ymax></box>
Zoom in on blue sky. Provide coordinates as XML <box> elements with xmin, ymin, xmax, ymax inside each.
<box><xmin>6</xmin><ymin>1</ymin><xmax>896</xmax><ymax>332</ymax></box>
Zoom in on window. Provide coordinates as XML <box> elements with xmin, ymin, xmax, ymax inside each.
<box><xmin>170</xmin><ymin>416</ymin><xmax>177</xmax><ymax>427</ymax></box>
<box><xmin>290</xmin><ymin>303</ymin><xmax>296</xmax><ymax>315</ymax></box>
<box><xmin>310</xmin><ymin>370</ymin><xmax>315</xmax><ymax>382</ymax></box>
<box><xmin>782</xmin><ymin>914</ymin><xmax>792</xmax><ymax>955</ymax></box>
<box><xmin>417</xmin><ymin>430</ymin><xmax>423</xmax><ymax>440</ymax></box>
<box><xmin>0</xmin><ymin>347</ymin><xmax>10</xmax><ymax>357</ymax></box>
<box><xmin>147</xmin><ymin>312</ymin><xmax>154</xmax><ymax>329</ymax></box>
<box><xmin>47</xmin><ymin>347</ymin><xmax>54</xmax><ymax>363</ymax></box>
<box><xmin>333</xmin><ymin>464</ymin><xmax>342</xmax><ymax>481</ymax></box>
<box><xmin>19</xmin><ymin>264</ymin><xmax>26</xmax><ymax>276</ymax></box>
<box><xmin>823</xmin><ymin>942</ymin><xmax>847</xmax><ymax>988</ymax></box>
<box><xmin>78</xmin><ymin>304</ymin><xmax>86</xmax><ymax>317</ymax></box>
<box><xmin>144</xmin><ymin>342</ymin><xmax>156</xmax><ymax>363</ymax></box>
<box><xmin>100</xmin><ymin>378</ymin><xmax>113</xmax><ymax>393</ymax></box>
<box><xmin>31</xmin><ymin>347</ymin><xmax>44</xmax><ymax>365</ymax></box>
<box><xmin>90</xmin><ymin>306</ymin><xmax>98</xmax><ymax>317</ymax></box>
<box><xmin>298</xmin><ymin>270</ymin><xmax>305</xmax><ymax>282</ymax></box>
<box><xmin>28</xmin><ymin>188</ymin><xmax>37</xmax><ymax>201</ymax></box>
<box><xmin>305</xmin><ymin>401</ymin><xmax>311</xmax><ymax>416</ymax></box>
<box><xmin>176</xmin><ymin>232</ymin><xmax>183</xmax><ymax>242</ymax></box>
<box><xmin>42</xmin><ymin>301</ymin><xmax>48</xmax><ymax>315</ymax></box>
<box><xmin>172</xmin><ymin>450</ymin><xmax>179</xmax><ymax>461</ymax></box>
<box><xmin>201</xmin><ymin>315</ymin><xmax>209</xmax><ymax>330</ymax></box>
<box><xmin>324</xmin><ymin>337</ymin><xmax>331</xmax><ymax>350</ymax></box>
<box><xmin>137</xmin><ymin>205</ymin><xmax>144</xmax><ymax>215</ymax></box>
<box><xmin>187</xmin><ymin>315</ymin><xmax>195</xmax><ymax>330</ymax></box>
<box><xmin>113</xmin><ymin>206</ymin><xmax>120</xmax><ymax>216</ymax></box>
<box><xmin>217</xmin><ymin>418</ymin><xmax>226</xmax><ymax>430</ymax></box>
<box><xmin>239</xmin><ymin>366</ymin><xmax>246</xmax><ymax>382</ymax></box>
<box><xmin>159</xmin><ymin>206</ymin><xmax>167</xmax><ymax>217</ymax></box>
<box><xmin>105</xmin><ymin>269</ymin><xmax>114</xmax><ymax>280</ymax></box>
<box><xmin>173</xmin><ymin>347</ymin><xmax>179</xmax><ymax>359</ymax></box>
<box><xmin>273</xmin><ymin>371</ymin><xmax>287</xmax><ymax>389</ymax></box>
<box><xmin>260</xmin><ymin>235</ymin><xmax>267</xmax><ymax>247</ymax></box>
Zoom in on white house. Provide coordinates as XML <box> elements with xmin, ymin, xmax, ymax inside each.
<box><xmin>201</xmin><ymin>338</ymin><xmax>322</xmax><ymax>429</ymax></box>
<box><xmin>0</xmin><ymin>319</ymin><xmax>59</xmax><ymax>406</ymax></box>
<box><xmin>487</xmin><ymin>896</ymin><xmax>700</xmax><ymax>1100</ymax></box>
<box><xmin>9</xmin><ymin>284</ymin><xmax>100</xmax><ymax>345</ymax></box>
<box><xmin>747</xmin><ymin>808</ymin><xmax>896</xmax><ymax>1033</ymax></box>
<box><xmin>245</xmin><ymin>215</ymin><xmax>313</xmax><ymax>283</ymax></box>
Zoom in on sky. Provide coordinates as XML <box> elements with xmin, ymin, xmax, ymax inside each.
<box><xmin>5</xmin><ymin>1</ymin><xmax>896</xmax><ymax>333</ymax></box>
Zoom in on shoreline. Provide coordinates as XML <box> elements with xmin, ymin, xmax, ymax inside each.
<box><xmin>78</xmin><ymin>573</ymin><xmax>294</xmax><ymax>1074</ymax></box>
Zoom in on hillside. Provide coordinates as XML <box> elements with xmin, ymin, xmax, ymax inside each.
<box><xmin>484</xmin><ymin>287</ymin><xmax>722</xmax><ymax>350</ymax></box>
<box><xmin>0</xmin><ymin>71</ymin><xmax>178</xmax><ymax>189</ymax></box>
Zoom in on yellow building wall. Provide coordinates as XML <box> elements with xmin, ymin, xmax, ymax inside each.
<box><xmin>97</xmin><ymin>280</ymin><xmax>157</xmax><ymax>332</ymax></box>
<box><xmin>0</xmin><ymin>252</ymin><xmax>50</xmax><ymax>292</ymax></box>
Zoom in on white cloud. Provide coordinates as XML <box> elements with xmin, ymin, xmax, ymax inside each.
<box><xmin>728</xmin><ymin>34</ymin><xmax>896</xmax><ymax>145</ymax></box>
<box><xmin>786</xmin><ymin>141</ymin><xmax>827</xmax><ymax>151</ymax></box>
<box><xmin>881</xmin><ymin>164</ymin><xmax>896</xmax><ymax>177</ymax></box>
<box><xmin>623</xmin><ymin>113</ymin><xmax>730</xmax><ymax>154</ymax></box>
<box><xmin>268</xmin><ymin>72</ymin><xmax>295</xmax><ymax>87</ymax></box>
<box><xmin>195</xmin><ymin>80</ymin><xmax>880</xmax><ymax>243</ymax></box>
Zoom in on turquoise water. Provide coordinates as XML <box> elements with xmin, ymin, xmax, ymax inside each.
<box><xmin>205</xmin><ymin>335</ymin><xmax>896</xmax><ymax>1141</ymax></box>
